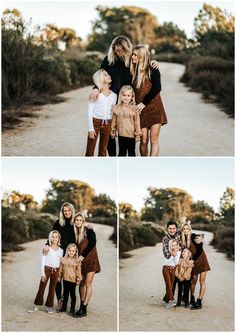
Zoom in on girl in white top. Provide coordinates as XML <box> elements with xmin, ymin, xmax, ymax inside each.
<box><xmin>85</xmin><ymin>69</ymin><xmax>117</xmax><ymax>156</ymax></box>
<box><xmin>162</xmin><ymin>239</ymin><xmax>181</xmax><ymax>308</ymax></box>
<box><xmin>111</xmin><ymin>85</ymin><xmax>142</xmax><ymax>156</ymax></box>
<box><xmin>27</xmin><ymin>230</ymin><xmax>63</xmax><ymax>314</ymax></box>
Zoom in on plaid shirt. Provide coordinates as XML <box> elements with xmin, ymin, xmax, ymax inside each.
<box><xmin>162</xmin><ymin>230</ymin><xmax>181</xmax><ymax>259</ymax></box>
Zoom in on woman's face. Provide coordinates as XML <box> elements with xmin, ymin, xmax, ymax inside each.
<box><xmin>75</xmin><ymin>215</ymin><xmax>84</xmax><ymax>228</ymax></box>
<box><xmin>182</xmin><ymin>225</ymin><xmax>190</xmax><ymax>235</ymax></box>
<box><xmin>102</xmin><ymin>70</ymin><xmax>112</xmax><ymax>84</ymax></box>
<box><xmin>68</xmin><ymin>246</ymin><xmax>77</xmax><ymax>257</ymax></box>
<box><xmin>114</xmin><ymin>44</ymin><xmax>125</xmax><ymax>57</ymax></box>
<box><xmin>131</xmin><ymin>50</ymin><xmax>139</xmax><ymax>64</ymax></box>
<box><xmin>63</xmin><ymin>206</ymin><xmax>72</xmax><ymax>219</ymax></box>
<box><xmin>51</xmin><ymin>233</ymin><xmax>60</xmax><ymax>244</ymax></box>
<box><xmin>121</xmin><ymin>89</ymin><xmax>133</xmax><ymax>105</ymax></box>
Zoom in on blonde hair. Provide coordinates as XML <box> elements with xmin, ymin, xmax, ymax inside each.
<box><xmin>117</xmin><ymin>85</ymin><xmax>136</xmax><ymax>106</ymax></box>
<box><xmin>92</xmin><ymin>69</ymin><xmax>106</xmax><ymax>91</ymax></box>
<box><xmin>107</xmin><ymin>35</ymin><xmax>132</xmax><ymax>67</ymax></box>
<box><xmin>168</xmin><ymin>239</ymin><xmax>179</xmax><ymax>253</ymax></box>
<box><xmin>180</xmin><ymin>221</ymin><xmax>192</xmax><ymax>249</ymax></box>
<box><xmin>130</xmin><ymin>45</ymin><xmax>151</xmax><ymax>89</ymax></box>
<box><xmin>73</xmin><ymin>213</ymin><xmax>86</xmax><ymax>244</ymax></box>
<box><xmin>48</xmin><ymin>230</ymin><xmax>61</xmax><ymax>246</ymax></box>
<box><xmin>64</xmin><ymin>243</ymin><xmax>78</xmax><ymax>258</ymax></box>
<box><xmin>182</xmin><ymin>248</ymin><xmax>192</xmax><ymax>260</ymax></box>
<box><xmin>59</xmin><ymin>202</ymin><xmax>75</xmax><ymax>227</ymax></box>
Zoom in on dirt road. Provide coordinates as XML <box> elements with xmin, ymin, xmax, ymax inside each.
<box><xmin>2</xmin><ymin>63</ymin><xmax>234</xmax><ymax>156</ymax></box>
<box><xmin>2</xmin><ymin>224</ymin><xmax>117</xmax><ymax>331</ymax></box>
<box><xmin>119</xmin><ymin>231</ymin><xmax>234</xmax><ymax>331</ymax></box>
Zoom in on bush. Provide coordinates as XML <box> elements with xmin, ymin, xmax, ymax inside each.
<box><xmin>119</xmin><ymin>220</ymin><xmax>165</xmax><ymax>256</ymax></box>
<box><xmin>210</xmin><ymin>226</ymin><xmax>234</xmax><ymax>259</ymax></box>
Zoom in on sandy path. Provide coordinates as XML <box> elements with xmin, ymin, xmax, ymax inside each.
<box><xmin>119</xmin><ymin>231</ymin><xmax>234</xmax><ymax>331</ymax></box>
<box><xmin>2</xmin><ymin>63</ymin><xmax>234</xmax><ymax>156</ymax></box>
<box><xmin>2</xmin><ymin>224</ymin><xmax>117</xmax><ymax>332</ymax></box>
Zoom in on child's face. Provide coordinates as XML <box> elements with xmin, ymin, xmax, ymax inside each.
<box><xmin>68</xmin><ymin>246</ymin><xmax>77</xmax><ymax>257</ymax></box>
<box><xmin>75</xmin><ymin>216</ymin><xmax>84</xmax><ymax>228</ymax></box>
<box><xmin>182</xmin><ymin>249</ymin><xmax>189</xmax><ymax>259</ymax></box>
<box><xmin>121</xmin><ymin>90</ymin><xmax>133</xmax><ymax>105</ymax></box>
<box><xmin>102</xmin><ymin>70</ymin><xmax>111</xmax><ymax>84</ymax></box>
<box><xmin>171</xmin><ymin>241</ymin><xmax>178</xmax><ymax>252</ymax></box>
<box><xmin>51</xmin><ymin>233</ymin><xmax>59</xmax><ymax>244</ymax></box>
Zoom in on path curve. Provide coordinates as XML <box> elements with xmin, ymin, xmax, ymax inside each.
<box><xmin>2</xmin><ymin>63</ymin><xmax>234</xmax><ymax>156</ymax></box>
<box><xmin>119</xmin><ymin>231</ymin><xmax>234</xmax><ymax>331</ymax></box>
<box><xmin>2</xmin><ymin>224</ymin><xmax>117</xmax><ymax>331</ymax></box>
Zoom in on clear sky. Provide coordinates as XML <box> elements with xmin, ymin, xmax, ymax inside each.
<box><xmin>1</xmin><ymin>1</ymin><xmax>234</xmax><ymax>40</ymax></box>
<box><xmin>118</xmin><ymin>157</ymin><xmax>235</xmax><ymax>213</ymax></box>
<box><xmin>2</xmin><ymin>158</ymin><xmax>117</xmax><ymax>203</ymax></box>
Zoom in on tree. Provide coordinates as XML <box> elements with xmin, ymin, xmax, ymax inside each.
<box><xmin>119</xmin><ymin>202</ymin><xmax>138</xmax><ymax>220</ymax></box>
<box><xmin>41</xmin><ymin>179</ymin><xmax>95</xmax><ymax>214</ymax></box>
<box><xmin>88</xmin><ymin>193</ymin><xmax>116</xmax><ymax>217</ymax></box>
<box><xmin>219</xmin><ymin>187</ymin><xmax>235</xmax><ymax>226</ymax></box>
<box><xmin>2</xmin><ymin>191</ymin><xmax>38</xmax><ymax>210</ymax></box>
<box><xmin>87</xmin><ymin>6</ymin><xmax>158</xmax><ymax>51</ymax></box>
<box><xmin>141</xmin><ymin>187</ymin><xmax>192</xmax><ymax>223</ymax></box>
<box><xmin>154</xmin><ymin>22</ymin><xmax>188</xmax><ymax>53</ymax></box>
<box><xmin>189</xmin><ymin>200</ymin><xmax>215</xmax><ymax>224</ymax></box>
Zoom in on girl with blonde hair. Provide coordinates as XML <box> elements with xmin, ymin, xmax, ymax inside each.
<box><xmin>73</xmin><ymin>213</ymin><xmax>101</xmax><ymax>317</ymax></box>
<box><xmin>58</xmin><ymin>243</ymin><xmax>82</xmax><ymax>315</ymax></box>
<box><xmin>89</xmin><ymin>35</ymin><xmax>158</xmax><ymax>156</ymax></box>
<box><xmin>28</xmin><ymin>230</ymin><xmax>63</xmax><ymax>314</ymax></box>
<box><xmin>111</xmin><ymin>85</ymin><xmax>142</xmax><ymax>156</ymax></box>
<box><xmin>131</xmin><ymin>45</ymin><xmax>167</xmax><ymax>156</ymax></box>
<box><xmin>85</xmin><ymin>69</ymin><xmax>117</xmax><ymax>156</ymax></box>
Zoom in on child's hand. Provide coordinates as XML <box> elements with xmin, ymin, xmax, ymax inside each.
<box><xmin>41</xmin><ymin>276</ymin><xmax>46</xmax><ymax>282</ymax></box>
<box><xmin>89</xmin><ymin>88</ymin><xmax>99</xmax><ymax>102</ymax></box>
<box><xmin>135</xmin><ymin>135</ymin><xmax>141</xmax><ymax>142</ymax></box>
<box><xmin>110</xmin><ymin>131</ymin><xmax>116</xmax><ymax>139</ymax></box>
<box><xmin>42</xmin><ymin>245</ymin><xmax>50</xmax><ymax>255</ymax></box>
<box><xmin>88</xmin><ymin>130</ymin><xmax>96</xmax><ymax>139</ymax></box>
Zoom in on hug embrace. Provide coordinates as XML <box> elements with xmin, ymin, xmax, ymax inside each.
<box><xmin>85</xmin><ymin>35</ymin><xmax>167</xmax><ymax>157</ymax></box>
<box><xmin>28</xmin><ymin>202</ymin><xmax>101</xmax><ymax>317</ymax></box>
<box><xmin>162</xmin><ymin>220</ymin><xmax>210</xmax><ymax>309</ymax></box>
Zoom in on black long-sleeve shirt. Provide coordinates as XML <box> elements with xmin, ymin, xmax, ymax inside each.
<box><xmin>191</xmin><ymin>233</ymin><xmax>203</xmax><ymax>261</ymax></box>
<box><xmin>47</xmin><ymin>219</ymin><xmax>75</xmax><ymax>254</ymax></box>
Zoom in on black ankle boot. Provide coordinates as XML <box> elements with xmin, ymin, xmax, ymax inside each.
<box><xmin>74</xmin><ymin>304</ymin><xmax>87</xmax><ymax>318</ymax></box>
<box><xmin>191</xmin><ymin>298</ymin><xmax>202</xmax><ymax>310</ymax></box>
<box><xmin>59</xmin><ymin>305</ymin><xmax>67</xmax><ymax>312</ymax></box>
<box><xmin>190</xmin><ymin>295</ymin><xmax>195</xmax><ymax>308</ymax></box>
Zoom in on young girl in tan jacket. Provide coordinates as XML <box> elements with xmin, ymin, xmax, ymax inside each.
<box><xmin>58</xmin><ymin>243</ymin><xmax>82</xmax><ymax>315</ymax></box>
<box><xmin>175</xmin><ymin>248</ymin><xmax>194</xmax><ymax>308</ymax></box>
<box><xmin>111</xmin><ymin>85</ymin><xmax>141</xmax><ymax>156</ymax></box>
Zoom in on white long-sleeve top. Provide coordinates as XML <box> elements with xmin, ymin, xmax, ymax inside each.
<box><xmin>41</xmin><ymin>247</ymin><xmax>63</xmax><ymax>276</ymax></box>
<box><xmin>163</xmin><ymin>250</ymin><xmax>181</xmax><ymax>267</ymax></box>
<box><xmin>88</xmin><ymin>91</ymin><xmax>117</xmax><ymax>131</ymax></box>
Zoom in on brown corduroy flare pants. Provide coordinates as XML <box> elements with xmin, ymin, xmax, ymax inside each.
<box><xmin>85</xmin><ymin>118</ymin><xmax>111</xmax><ymax>156</ymax></box>
<box><xmin>162</xmin><ymin>265</ymin><xmax>176</xmax><ymax>302</ymax></box>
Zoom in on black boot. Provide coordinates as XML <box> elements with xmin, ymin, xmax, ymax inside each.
<box><xmin>191</xmin><ymin>298</ymin><xmax>202</xmax><ymax>310</ymax></box>
<box><xmin>73</xmin><ymin>304</ymin><xmax>87</xmax><ymax>318</ymax></box>
<box><xmin>68</xmin><ymin>301</ymin><xmax>76</xmax><ymax>316</ymax></box>
<box><xmin>189</xmin><ymin>295</ymin><xmax>195</xmax><ymax>308</ymax></box>
<box><xmin>59</xmin><ymin>303</ymin><xmax>67</xmax><ymax>312</ymax></box>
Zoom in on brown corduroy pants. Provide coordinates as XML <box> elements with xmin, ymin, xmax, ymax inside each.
<box><xmin>34</xmin><ymin>266</ymin><xmax>59</xmax><ymax>308</ymax></box>
<box><xmin>85</xmin><ymin>118</ymin><xmax>111</xmax><ymax>156</ymax></box>
<box><xmin>162</xmin><ymin>265</ymin><xmax>176</xmax><ymax>302</ymax></box>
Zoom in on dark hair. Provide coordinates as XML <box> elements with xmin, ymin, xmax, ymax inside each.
<box><xmin>167</xmin><ymin>220</ymin><xmax>177</xmax><ymax>228</ymax></box>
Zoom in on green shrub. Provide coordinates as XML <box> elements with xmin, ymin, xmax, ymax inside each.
<box><xmin>210</xmin><ymin>226</ymin><xmax>234</xmax><ymax>259</ymax></box>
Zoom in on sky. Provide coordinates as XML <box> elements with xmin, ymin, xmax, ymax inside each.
<box><xmin>118</xmin><ymin>157</ymin><xmax>235</xmax><ymax>213</ymax></box>
<box><xmin>1</xmin><ymin>1</ymin><xmax>235</xmax><ymax>40</ymax></box>
<box><xmin>2</xmin><ymin>158</ymin><xmax>117</xmax><ymax>203</ymax></box>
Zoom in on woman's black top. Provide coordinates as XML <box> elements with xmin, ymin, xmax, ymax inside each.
<box><xmin>48</xmin><ymin>219</ymin><xmax>75</xmax><ymax>254</ymax></box>
<box><xmin>142</xmin><ymin>68</ymin><xmax>161</xmax><ymax>106</ymax></box>
<box><xmin>81</xmin><ymin>227</ymin><xmax>97</xmax><ymax>258</ymax></box>
<box><xmin>100</xmin><ymin>56</ymin><xmax>132</xmax><ymax>94</ymax></box>
<box><xmin>191</xmin><ymin>233</ymin><xmax>203</xmax><ymax>261</ymax></box>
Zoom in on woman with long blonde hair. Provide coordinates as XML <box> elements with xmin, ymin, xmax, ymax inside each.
<box><xmin>73</xmin><ymin>213</ymin><xmax>101</xmax><ymax>318</ymax></box>
<box><xmin>131</xmin><ymin>45</ymin><xmax>167</xmax><ymax>156</ymax></box>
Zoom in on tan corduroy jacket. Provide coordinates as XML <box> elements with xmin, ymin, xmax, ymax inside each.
<box><xmin>175</xmin><ymin>258</ymin><xmax>194</xmax><ymax>281</ymax></box>
<box><xmin>58</xmin><ymin>257</ymin><xmax>82</xmax><ymax>284</ymax></box>
<box><xmin>111</xmin><ymin>105</ymin><xmax>142</xmax><ymax>140</ymax></box>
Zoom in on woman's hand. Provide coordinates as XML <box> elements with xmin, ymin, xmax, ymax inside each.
<box><xmin>78</xmin><ymin>255</ymin><xmax>84</xmax><ymax>263</ymax></box>
<box><xmin>88</xmin><ymin>130</ymin><xmax>96</xmax><ymax>139</ymax></box>
<box><xmin>42</xmin><ymin>245</ymin><xmax>50</xmax><ymax>255</ymax></box>
<box><xmin>41</xmin><ymin>276</ymin><xmax>46</xmax><ymax>282</ymax></box>
<box><xmin>133</xmin><ymin>103</ymin><xmax>145</xmax><ymax>113</ymax></box>
<box><xmin>150</xmin><ymin>60</ymin><xmax>159</xmax><ymax>69</ymax></box>
<box><xmin>86</xmin><ymin>223</ymin><xmax>93</xmax><ymax>229</ymax></box>
<box><xmin>194</xmin><ymin>235</ymin><xmax>204</xmax><ymax>244</ymax></box>
<box><xmin>89</xmin><ymin>88</ymin><xmax>99</xmax><ymax>102</ymax></box>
